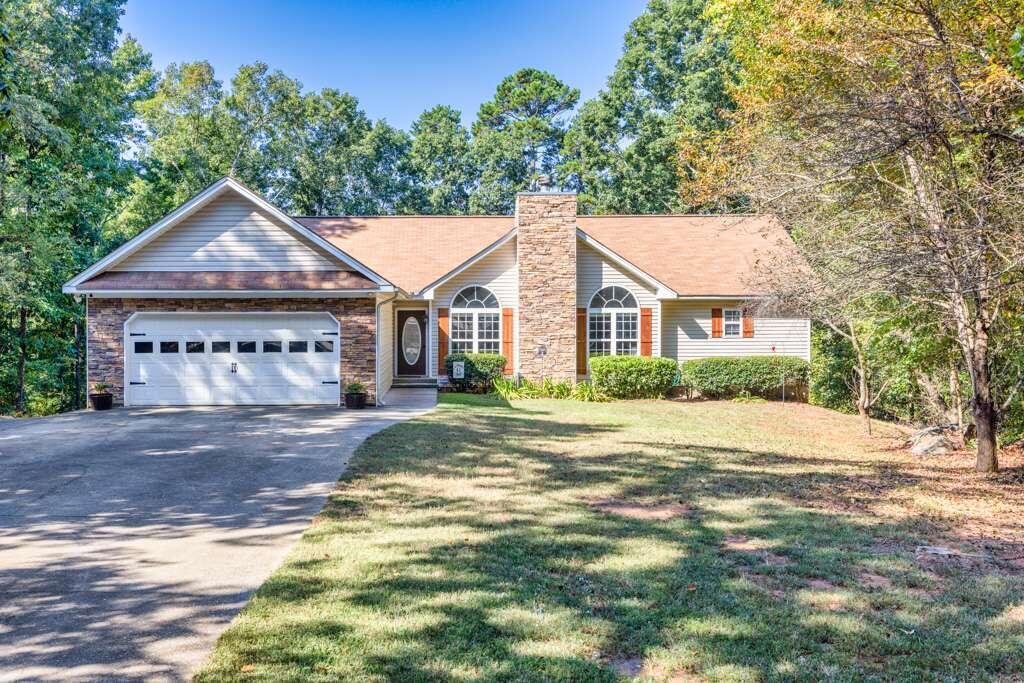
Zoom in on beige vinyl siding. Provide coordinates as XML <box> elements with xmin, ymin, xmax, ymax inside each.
<box><xmin>378</xmin><ymin>298</ymin><xmax>395</xmax><ymax>396</ymax></box>
<box><xmin>576</xmin><ymin>241</ymin><xmax>661</xmax><ymax>357</ymax></box>
<box><xmin>112</xmin><ymin>194</ymin><xmax>341</xmax><ymax>272</ymax></box>
<box><xmin>429</xmin><ymin>239</ymin><xmax>518</xmax><ymax>377</ymax></box>
<box><xmin>661</xmin><ymin>300</ymin><xmax>811</xmax><ymax>361</ymax></box>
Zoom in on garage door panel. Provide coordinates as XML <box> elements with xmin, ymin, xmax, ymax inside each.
<box><xmin>125</xmin><ymin>313</ymin><xmax>341</xmax><ymax>406</ymax></box>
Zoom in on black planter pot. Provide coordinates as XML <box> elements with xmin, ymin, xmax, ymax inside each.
<box><xmin>89</xmin><ymin>393</ymin><xmax>114</xmax><ymax>411</ymax></box>
<box><xmin>344</xmin><ymin>392</ymin><xmax>367</xmax><ymax>409</ymax></box>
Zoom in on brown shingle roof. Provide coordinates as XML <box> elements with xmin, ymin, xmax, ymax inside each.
<box><xmin>300</xmin><ymin>213</ymin><xmax>798</xmax><ymax>297</ymax></box>
<box><xmin>297</xmin><ymin>216</ymin><xmax>513</xmax><ymax>294</ymax></box>
<box><xmin>578</xmin><ymin>215</ymin><xmax>798</xmax><ymax>296</ymax></box>
<box><xmin>79</xmin><ymin>270</ymin><xmax>377</xmax><ymax>291</ymax></box>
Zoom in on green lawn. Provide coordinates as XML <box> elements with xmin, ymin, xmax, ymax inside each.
<box><xmin>198</xmin><ymin>395</ymin><xmax>1024</xmax><ymax>682</ymax></box>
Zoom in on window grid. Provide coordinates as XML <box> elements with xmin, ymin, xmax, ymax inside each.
<box><xmin>724</xmin><ymin>309</ymin><xmax>742</xmax><ymax>337</ymax></box>
<box><xmin>588</xmin><ymin>288</ymin><xmax>641</xmax><ymax>364</ymax></box>
<box><xmin>450</xmin><ymin>287</ymin><xmax>501</xmax><ymax>355</ymax></box>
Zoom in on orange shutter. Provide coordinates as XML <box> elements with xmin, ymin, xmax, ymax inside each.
<box><xmin>501</xmin><ymin>308</ymin><xmax>513</xmax><ymax>374</ymax></box>
<box><xmin>437</xmin><ymin>307</ymin><xmax>449</xmax><ymax>374</ymax></box>
<box><xmin>640</xmin><ymin>307</ymin><xmax>653</xmax><ymax>356</ymax></box>
<box><xmin>742</xmin><ymin>311</ymin><xmax>755</xmax><ymax>338</ymax></box>
<box><xmin>576</xmin><ymin>308</ymin><xmax>588</xmax><ymax>374</ymax></box>
<box><xmin>711</xmin><ymin>308</ymin><xmax>723</xmax><ymax>338</ymax></box>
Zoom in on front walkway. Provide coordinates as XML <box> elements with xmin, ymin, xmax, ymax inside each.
<box><xmin>0</xmin><ymin>390</ymin><xmax>435</xmax><ymax>682</ymax></box>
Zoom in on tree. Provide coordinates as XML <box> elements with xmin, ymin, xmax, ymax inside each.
<box><xmin>409</xmin><ymin>105</ymin><xmax>476</xmax><ymax>214</ymax></box>
<box><xmin>712</xmin><ymin>0</ymin><xmax>1024</xmax><ymax>471</ymax></box>
<box><xmin>470</xmin><ymin>68</ymin><xmax>578</xmax><ymax>213</ymax></box>
<box><xmin>561</xmin><ymin>0</ymin><xmax>736</xmax><ymax>214</ymax></box>
<box><xmin>1</xmin><ymin>0</ymin><xmax>153</xmax><ymax>414</ymax></box>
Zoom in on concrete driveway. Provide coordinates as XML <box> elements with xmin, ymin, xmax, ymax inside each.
<box><xmin>0</xmin><ymin>390</ymin><xmax>435</xmax><ymax>682</ymax></box>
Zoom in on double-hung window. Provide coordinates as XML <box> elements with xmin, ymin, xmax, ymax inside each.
<box><xmin>588</xmin><ymin>286</ymin><xmax>639</xmax><ymax>358</ymax></box>
<box><xmin>723</xmin><ymin>309</ymin><xmax>742</xmax><ymax>337</ymax></box>
<box><xmin>450</xmin><ymin>286</ymin><xmax>501</xmax><ymax>354</ymax></box>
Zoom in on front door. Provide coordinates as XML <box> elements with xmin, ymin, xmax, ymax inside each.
<box><xmin>396</xmin><ymin>310</ymin><xmax>427</xmax><ymax>376</ymax></box>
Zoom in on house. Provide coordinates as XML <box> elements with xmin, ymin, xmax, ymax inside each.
<box><xmin>63</xmin><ymin>177</ymin><xmax>811</xmax><ymax>406</ymax></box>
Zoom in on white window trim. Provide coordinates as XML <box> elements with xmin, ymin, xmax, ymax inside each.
<box><xmin>449</xmin><ymin>285</ymin><xmax>502</xmax><ymax>355</ymax></box>
<box><xmin>587</xmin><ymin>286</ymin><xmax>642</xmax><ymax>362</ymax></box>
<box><xmin>723</xmin><ymin>308</ymin><xmax>743</xmax><ymax>338</ymax></box>
<box><xmin>587</xmin><ymin>309</ymin><xmax>641</xmax><ymax>359</ymax></box>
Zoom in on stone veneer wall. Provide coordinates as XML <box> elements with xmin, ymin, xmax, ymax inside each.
<box><xmin>86</xmin><ymin>297</ymin><xmax>377</xmax><ymax>406</ymax></box>
<box><xmin>515</xmin><ymin>193</ymin><xmax>578</xmax><ymax>381</ymax></box>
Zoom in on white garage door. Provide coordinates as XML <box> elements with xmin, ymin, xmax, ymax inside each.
<box><xmin>124</xmin><ymin>313</ymin><xmax>341</xmax><ymax>406</ymax></box>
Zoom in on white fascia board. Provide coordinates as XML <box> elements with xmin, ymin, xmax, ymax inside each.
<box><xmin>671</xmin><ymin>294</ymin><xmax>766</xmax><ymax>301</ymax></box>
<box><xmin>74</xmin><ymin>288</ymin><xmax>387</xmax><ymax>299</ymax></box>
<box><xmin>418</xmin><ymin>228</ymin><xmax>516</xmax><ymax>299</ymax></box>
<box><xmin>575</xmin><ymin>229</ymin><xmax>678</xmax><ymax>299</ymax></box>
<box><xmin>63</xmin><ymin>177</ymin><xmax>394</xmax><ymax>290</ymax></box>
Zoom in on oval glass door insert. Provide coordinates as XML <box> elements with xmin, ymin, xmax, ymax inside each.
<box><xmin>402</xmin><ymin>317</ymin><xmax>422</xmax><ymax>365</ymax></box>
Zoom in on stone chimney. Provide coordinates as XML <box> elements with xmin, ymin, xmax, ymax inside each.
<box><xmin>515</xmin><ymin>192</ymin><xmax>578</xmax><ymax>381</ymax></box>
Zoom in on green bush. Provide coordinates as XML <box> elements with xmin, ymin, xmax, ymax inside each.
<box><xmin>444</xmin><ymin>353</ymin><xmax>507</xmax><ymax>391</ymax></box>
<box><xmin>678</xmin><ymin>356</ymin><xmax>810</xmax><ymax>400</ymax></box>
<box><xmin>491</xmin><ymin>376</ymin><xmax>608</xmax><ymax>402</ymax></box>
<box><xmin>589</xmin><ymin>356</ymin><xmax>678</xmax><ymax>399</ymax></box>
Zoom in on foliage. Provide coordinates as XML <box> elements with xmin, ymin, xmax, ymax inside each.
<box><xmin>408</xmin><ymin>105</ymin><xmax>476</xmax><ymax>214</ymax></box>
<box><xmin>90</xmin><ymin>382</ymin><xmax>111</xmax><ymax>394</ymax></box>
<box><xmin>0</xmin><ymin>0</ymin><xmax>154</xmax><ymax>415</ymax></box>
<box><xmin>678</xmin><ymin>356</ymin><xmax>809</xmax><ymax>400</ymax></box>
<box><xmin>444</xmin><ymin>353</ymin><xmax>506</xmax><ymax>392</ymax></box>
<box><xmin>345</xmin><ymin>382</ymin><xmax>365</xmax><ymax>394</ymax></box>
<box><xmin>560</xmin><ymin>0</ymin><xmax>738</xmax><ymax>214</ymax></box>
<box><xmin>469</xmin><ymin>68</ymin><xmax>579</xmax><ymax>212</ymax></box>
<box><xmin>491</xmin><ymin>376</ymin><xmax>609</xmax><ymax>402</ymax></box>
<box><xmin>589</xmin><ymin>355</ymin><xmax>678</xmax><ymax>399</ymax></box>
<box><xmin>708</xmin><ymin>0</ymin><xmax>1024</xmax><ymax>470</ymax></box>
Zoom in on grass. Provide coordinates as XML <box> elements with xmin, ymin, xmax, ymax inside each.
<box><xmin>197</xmin><ymin>395</ymin><xmax>1024</xmax><ymax>682</ymax></box>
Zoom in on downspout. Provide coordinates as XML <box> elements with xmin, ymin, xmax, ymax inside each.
<box><xmin>375</xmin><ymin>292</ymin><xmax>398</xmax><ymax>406</ymax></box>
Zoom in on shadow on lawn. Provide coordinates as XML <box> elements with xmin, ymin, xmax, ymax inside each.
<box><xmin>203</xmin><ymin>397</ymin><xmax>1024</xmax><ymax>681</ymax></box>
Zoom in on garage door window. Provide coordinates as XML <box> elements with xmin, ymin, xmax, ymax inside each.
<box><xmin>237</xmin><ymin>341</ymin><xmax>256</xmax><ymax>353</ymax></box>
<box><xmin>160</xmin><ymin>341</ymin><xmax>179</xmax><ymax>353</ymax></box>
<box><xmin>212</xmin><ymin>341</ymin><xmax>230</xmax><ymax>353</ymax></box>
<box><xmin>134</xmin><ymin>341</ymin><xmax>153</xmax><ymax>353</ymax></box>
<box><xmin>263</xmin><ymin>341</ymin><xmax>282</xmax><ymax>353</ymax></box>
<box><xmin>186</xmin><ymin>341</ymin><xmax>205</xmax><ymax>354</ymax></box>
<box><xmin>289</xmin><ymin>341</ymin><xmax>308</xmax><ymax>353</ymax></box>
<box><xmin>315</xmin><ymin>340</ymin><xmax>333</xmax><ymax>353</ymax></box>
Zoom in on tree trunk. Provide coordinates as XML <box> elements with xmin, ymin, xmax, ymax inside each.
<box><xmin>949</xmin><ymin>365</ymin><xmax>963</xmax><ymax>431</ymax></box>
<box><xmin>850</xmin><ymin>326</ymin><xmax>872</xmax><ymax>435</ymax></box>
<box><xmin>16</xmin><ymin>306</ymin><xmax>26</xmax><ymax>414</ymax></box>
<box><xmin>974</xmin><ymin>395</ymin><xmax>998</xmax><ymax>472</ymax></box>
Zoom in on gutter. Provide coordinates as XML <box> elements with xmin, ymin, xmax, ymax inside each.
<box><xmin>374</xmin><ymin>292</ymin><xmax>399</xmax><ymax>406</ymax></box>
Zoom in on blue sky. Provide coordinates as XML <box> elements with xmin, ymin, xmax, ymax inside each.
<box><xmin>121</xmin><ymin>0</ymin><xmax>648</xmax><ymax>130</ymax></box>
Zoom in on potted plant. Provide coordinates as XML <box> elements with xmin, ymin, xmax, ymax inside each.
<box><xmin>89</xmin><ymin>382</ymin><xmax>114</xmax><ymax>411</ymax></box>
<box><xmin>344</xmin><ymin>382</ymin><xmax>367</xmax><ymax>409</ymax></box>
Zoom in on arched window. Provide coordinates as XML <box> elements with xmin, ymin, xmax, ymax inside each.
<box><xmin>450</xmin><ymin>285</ymin><xmax>501</xmax><ymax>354</ymax></box>
<box><xmin>588</xmin><ymin>286</ymin><xmax>639</xmax><ymax>357</ymax></box>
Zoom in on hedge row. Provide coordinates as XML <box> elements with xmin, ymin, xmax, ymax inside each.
<box><xmin>678</xmin><ymin>355</ymin><xmax>809</xmax><ymax>399</ymax></box>
<box><xmin>589</xmin><ymin>356</ymin><xmax>679</xmax><ymax>399</ymax></box>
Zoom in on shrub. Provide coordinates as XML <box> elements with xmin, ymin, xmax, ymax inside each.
<box><xmin>444</xmin><ymin>353</ymin><xmax>507</xmax><ymax>392</ymax></box>
<box><xmin>589</xmin><ymin>356</ymin><xmax>678</xmax><ymax>399</ymax></box>
<box><xmin>678</xmin><ymin>356</ymin><xmax>810</xmax><ymax>400</ymax></box>
<box><xmin>490</xmin><ymin>377</ymin><xmax>608</xmax><ymax>402</ymax></box>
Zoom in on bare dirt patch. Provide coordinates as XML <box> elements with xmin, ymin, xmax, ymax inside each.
<box><xmin>859</xmin><ymin>572</ymin><xmax>893</xmax><ymax>589</ymax></box>
<box><xmin>722</xmin><ymin>534</ymin><xmax>765</xmax><ymax>551</ymax></box>
<box><xmin>740</xmin><ymin>570</ymin><xmax>786</xmax><ymax>598</ymax></box>
<box><xmin>589</xmin><ymin>498</ymin><xmax>693</xmax><ymax>521</ymax></box>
